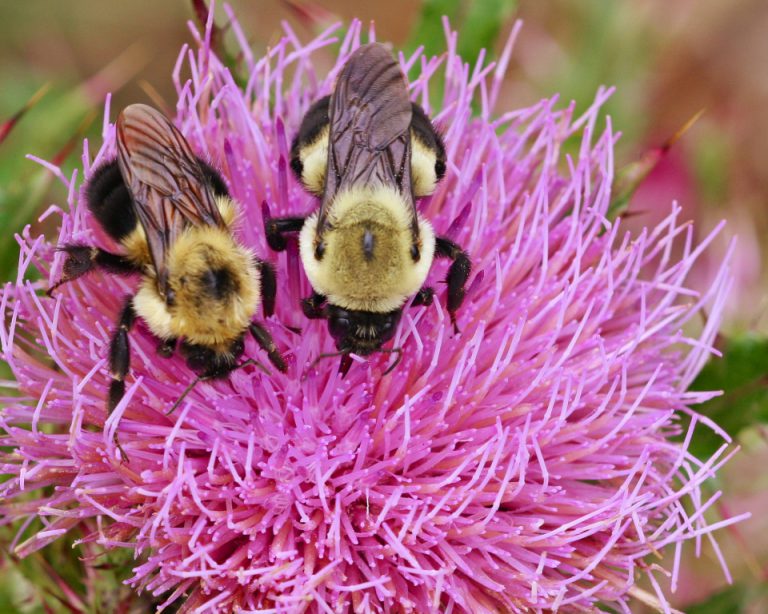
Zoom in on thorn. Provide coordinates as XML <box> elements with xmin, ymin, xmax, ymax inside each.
<box><xmin>191</xmin><ymin>0</ymin><xmax>225</xmax><ymax>57</ymax></box>
<box><xmin>609</xmin><ymin>109</ymin><xmax>705</xmax><ymax>219</ymax></box>
<box><xmin>281</xmin><ymin>0</ymin><xmax>336</xmax><ymax>28</ymax></box>
<box><xmin>0</xmin><ymin>83</ymin><xmax>51</xmax><ymax>145</ymax></box>
<box><xmin>80</xmin><ymin>42</ymin><xmax>150</xmax><ymax>105</ymax></box>
<box><xmin>138</xmin><ymin>79</ymin><xmax>171</xmax><ymax>116</ymax></box>
<box><xmin>51</xmin><ymin>109</ymin><xmax>98</xmax><ymax>166</ymax></box>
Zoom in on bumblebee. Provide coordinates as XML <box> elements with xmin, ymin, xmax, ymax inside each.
<box><xmin>265</xmin><ymin>43</ymin><xmax>471</xmax><ymax>373</ymax></box>
<box><xmin>50</xmin><ymin>104</ymin><xmax>286</xmax><ymax>414</ymax></box>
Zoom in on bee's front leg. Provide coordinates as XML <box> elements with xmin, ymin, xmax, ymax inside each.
<box><xmin>435</xmin><ymin>237</ymin><xmax>471</xmax><ymax>333</ymax></box>
<box><xmin>107</xmin><ymin>296</ymin><xmax>137</xmax><ymax>462</ymax></box>
<box><xmin>108</xmin><ymin>296</ymin><xmax>137</xmax><ymax>413</ymax></box>
<box><xmin>263</xmin><ymin>212</ymin><xmax>306</xmax><ymax>252</ymax></box>
<box><xmin>47</xmin><ymin>245</ymin><xmax>139</xmax><ymax>296</ymax></box>
<box><xmin>249</xmin><ymin>322</ymin><xmax>288</xmax><ymax>373</ymax></box>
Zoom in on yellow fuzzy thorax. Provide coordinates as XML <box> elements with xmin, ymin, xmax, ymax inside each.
<box><xmin>298</xmin><ymin>129</ymin><xmax>439</xmax><ymax>199</ymax></box>
<box><xmin>300</xmin><ymin>185</ymin><xmax>435</xmax><ymax>313</ymax></box>
<box><xmin>411</xmin><ymin>133</ymin><xmax>439</xmax><ymax>198</ymax></box>
<box><xmin>132</xmin><ymin>223</ymin><xmax>259</xmax><ymax>349</ymax></box>
<box><xmin>299</xmin><ymin>126</ymin><xmax>329</xmax><ymax>197</ymax></box>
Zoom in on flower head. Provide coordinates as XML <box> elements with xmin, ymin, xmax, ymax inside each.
<box><xmin>0</xmin><ymin>12</ymin><xmax>745</xmax><ymax>613</ymax></box>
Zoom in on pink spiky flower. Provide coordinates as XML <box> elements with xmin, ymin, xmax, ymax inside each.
<box><xmin>0</xmin><ymin>10</ymin><xmax>748</xmax><ymax>614</ymax></box>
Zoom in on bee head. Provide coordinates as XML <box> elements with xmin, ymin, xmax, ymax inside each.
<box><xmin>326</xmin><ymin>305</ymin><xmax>402</xmax><ymax>355</ymax></box>
<box><xmin>179</xmin><ymin>336</ymin><xmax>244</xmax><ymax>378</ymax></box>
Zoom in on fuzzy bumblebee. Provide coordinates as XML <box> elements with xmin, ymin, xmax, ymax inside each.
<box><xmin>266</xmin><ymin>43</ymin><xmax>471</xmax><ymax>373</ymax></box>
<box><xmin>50</xmin><ymin>104</ymin><xmax>287</xmax><ymax>416</ymax></box>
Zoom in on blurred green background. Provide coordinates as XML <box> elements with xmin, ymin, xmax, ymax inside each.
<box><xmin>1</xmin><ymin>0</ymin><xmax>766</xmax><ymax>611</ymax></box>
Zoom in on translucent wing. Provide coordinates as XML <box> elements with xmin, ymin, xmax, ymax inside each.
<box><xmin>320</xmin><ymin>43</ymin><xmax>414</xmax><ymax>230</ymax></box>
<box><xmin>116</xmin><ymin>104</ymin><xmax>224</xmax><ymax>294</ymax></box>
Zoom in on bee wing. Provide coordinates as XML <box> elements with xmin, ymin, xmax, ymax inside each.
<box><xmin>116</xmin><ymin>104</ymin><xmax>224</xmax><ymax>293</ymax></box>
<box><xmin>320</xmin><ymin>43</ymin><xmax>414</xmax><ymax>229</ymax></box>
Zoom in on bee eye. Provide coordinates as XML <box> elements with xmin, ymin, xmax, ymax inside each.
<box><xmin>329</xmin><ymin>316</ymin><xmax>351</xmax><ymax>339</ymax></box>
<box><xmin>435</xmin><ymin>159</ymin><xmax>446</xmax><ymax>180</ymax></box>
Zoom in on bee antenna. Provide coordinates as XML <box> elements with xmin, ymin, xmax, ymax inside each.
<box><xmin>235</xmin><ymin>358</ymin><xmax>271</xmax><ymax>376</ymax></box>
<box><xmin>380</xmin><ymin>347</ymin><xmax>402</xmax><ymax>375</ymax></box>
<box><xmin>304</xmin><ymin>349</ymin><xmax>351</xmax><ymax>380</ymax></box>
<box><xmin>166</xmin><ymin>375</ymin><xmax>203</xmax><ymax>416</ymax></box>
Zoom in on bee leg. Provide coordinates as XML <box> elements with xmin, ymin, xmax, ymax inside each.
<box><xmin>257</xmin><ymin>260</ymin><xmax>277</xmax><ymax>318</ymax></box>
<box><xmin>435</xmin><ymin>237</ymin><xmax>471</xmax><ymax>333</ymax></box>
<box><xmin>157</xmin><ymin>337</ymin><xmax>177</xmax><ymax>358</ymax></box>
<box><xmin>108</xmin><ymin>297</ymin><xmax>137</xmax><ymax>413</ymax></box>
<box><xmin>264</xmin><ymin>216</ymin><xmax>306</xmax><ymax>252</ymax></box>
<box><xmin>107</xmin><ymin>297</ymin><xmax>136</xmax><ymax>462</ymax></box>
<box><xmin>301</xmin><ymin>292</ymin><xmax>327</xmax><ymax>319</ymax></box>
<box><xmin>249</xmin><ymin>322</ymin><xmax>288</xmax><ymax>373</ymax></box>
<box><xmin>412</xmin><ymin>287</ymin><xmax>435</xmax><ymax>307</ymax></box>
<box><xmin>47</xmin><ymin>244</ymin><xmax>140</xmax><ymax>296</ymax></box>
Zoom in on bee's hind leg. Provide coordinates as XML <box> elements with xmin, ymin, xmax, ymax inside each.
<box><xmin>47</xmin><ymin>245</ymin><xmax>139</xmax><ymax>296</ymax></box>
<box><xmin>435</xmin><ymin>237</ymin><xmax>471</xmax><ymax>333</ymax></box>
<box><xmin>257</xmin><ymin>260</ymin><xmax>277</xmax><ymax>318</ymax></box>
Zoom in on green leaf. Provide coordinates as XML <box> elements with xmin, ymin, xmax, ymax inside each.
<box><xmin>457</xmin><ymin>0</ymin><xmax>517</xmax><ymax>65</ymax></box>
<box><xmin>406</xmin><ymin>0</ymin><xmax>461</xmax><ymax>59</ymax></box>
<box><xmin>686</xmin><ymin>336</ymin><xmax>768</xmax><ymax>459</ymax></box>
<box><xmin>407</xmin><ymin>0</ymin><xmax>517</xmax><ymax>63</ymax></box>
<box><xmin>686</xmin><ymin>583</ymin><xmax>767</xmax><ymax>614</ymax></box>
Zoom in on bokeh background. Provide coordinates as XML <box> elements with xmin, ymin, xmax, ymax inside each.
<box><xmin>1</xmin><ymin>0</ymin><xmax>766</xmax><ymax>611</ymax></box>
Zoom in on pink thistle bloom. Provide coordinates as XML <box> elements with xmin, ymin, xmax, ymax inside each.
<box><xmin>0</xmin><ymin>12</ymin><xmax>748</xmax><ymax>614</ymax></box>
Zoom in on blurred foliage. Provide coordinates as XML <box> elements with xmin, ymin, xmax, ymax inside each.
<box><xmin>0</xmin><ymin>84</ymin><xmax>95</xmax><ymax>283</ymax></box>
<box><xmin>407</xmin><ymin>0</ymin><xmax>517</xmax><ymax>63</ymax></box>
<box><xmin>687</xmin><ymin>584</ymin><xmax>768</xmax><ymax>614</ymax></box>
<box><xmin>0</xmin><ymin>524</ymin><xmax>175</xmax><ymax>613</ymax></box>
<box><xmin>687</xmin><ymin>336</ymin><xmax>768</xmax><ymax>460</ymax></box>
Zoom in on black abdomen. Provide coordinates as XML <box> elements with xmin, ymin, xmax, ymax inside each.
<box><xmin>85</xmin><ymin>158</ymin><xmax>231</xmax><ymax>242</ymax></box>
<box><xmin>85</xmin><ymin>161</ymin><xmax>138</xmax><ymax>241</ymax></box>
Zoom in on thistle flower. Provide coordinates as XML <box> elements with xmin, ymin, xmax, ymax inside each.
<box><xmin>0</xmin><ymin>12</ymin><xmax>748</xmax><ymax>613</ymax></box>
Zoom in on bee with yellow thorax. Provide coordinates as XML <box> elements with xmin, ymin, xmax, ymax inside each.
<box><xmin>50</xmin><ymin>104</ymin><xmax>287</xmax><ymax>417</ymax></box>
<box><xmin>266</xmin><ymin>44</ymin><xmax>471</xmax><ymax>374</ymax></box>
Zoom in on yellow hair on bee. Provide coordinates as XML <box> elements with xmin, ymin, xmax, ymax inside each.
<box><xmin>299</xmin><ymin>185</ymin><xmax>435</xmax><ymax>312</ymax></box>
<box><xmin>133</xmin><ymin>225</ymin><xmax>259</xmax><ymax>348</ymax></box>
<box><xmin>132</xmin><ymin>278</ymin><xmax>174</xmax><ymax>339</ymax></box>
<box><xmin>118</xmin><ymin>195</ymin><xmax>240</xmax><ymax>268</ymax></box>
<box><xmin>216</xmin><ymin>195</ymin><xmax>239</xmax><ymax>228</ymax></box>
<box><xmin>298</xmin><ymin>126</ymin><xmax>329</xmax><ymax>196</ymax></box>
<box><xmin>411</xmin><ymin>132</ymin><xmax>439</xmax><ymax>198</ymax></box>
<box><xmin>120</xmin><ymin>225</ymin><xmax>151</xmax><ymax>266</ymax></box>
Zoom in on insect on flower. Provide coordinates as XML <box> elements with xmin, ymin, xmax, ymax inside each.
<box><xmin>0</xmin><ymin>15</ymin><xmax>745</xmax><ymax>613</ymax></box>
<box><xmin>49</xmin><ymin>104</ymin><xmax>287</xmax><ymax>420</ymax></box>
<box><xmin>265</xmin><ymin>43</ymin><xmax>471</xmax><ymax>374</ymax></box>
